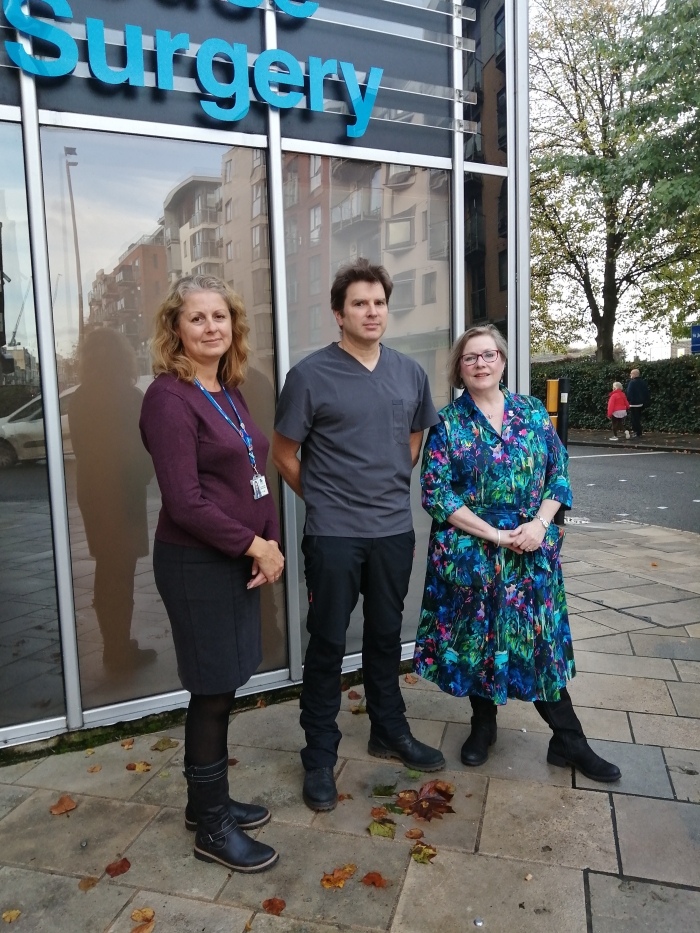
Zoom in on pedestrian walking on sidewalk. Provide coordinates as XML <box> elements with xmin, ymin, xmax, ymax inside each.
<box><xmin>607</xmin><ymin>381</ymin><xmax>630</xmax><ymax>440</ymax></box>
<box><xmin>140</xmin><ymin>275</ymin><xmax>282</xmax><ymax>873</ymax></box>
<box><xmin>413</xmin><ymin>325</ymin><xmax>621</xmax><ymax>784</ymax></box>
<box><xmin>626</xmin><ymin>368</ymin><xmax>651</xmax><ymax>437</ymax></box>
<box><xmin>272</xmin><ymin>258</ymin><xmax>445</xmax><ymax>814</ymax></box>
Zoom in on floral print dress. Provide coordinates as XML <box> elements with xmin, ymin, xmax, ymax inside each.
<box><xmin>413</xmin><ymin>389</ymin><xmax>575</xmax><ymax>704</ymax></box>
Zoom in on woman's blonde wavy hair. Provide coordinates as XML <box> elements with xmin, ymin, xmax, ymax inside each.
<box><xmin>151</xmin><ymin>275</ymin><xmax>249</xmax><ymax>386</ymax></box>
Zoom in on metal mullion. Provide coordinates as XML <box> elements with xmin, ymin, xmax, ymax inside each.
<box><xmin>505</xmin><ymin>0</ymin><xmax>517</xmax><ymax>392</ymax></box>
<box><xmin>451</xmin><ymin>6</ymin><xmax>465</xmax><ymax>359</ymax></box>
<box><xmin>264</xmin><ymin>2</ymin><xmax>303</xmax><ymax>684</ymax></box>
<box><xmin>17</xmin><ymin>39</ymin><xmax>83</xmax><ymax>731</ymax></box>
<box><xmin>514</xmin><ymin>0</ymin><xmax>531</xmax><ymax>394</ymax></box>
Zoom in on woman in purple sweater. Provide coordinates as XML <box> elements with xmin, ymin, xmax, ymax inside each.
<box><xmin>140</xmin><ymin>275</ymin><xmax>284</xmax><ymax>874</ymax></box>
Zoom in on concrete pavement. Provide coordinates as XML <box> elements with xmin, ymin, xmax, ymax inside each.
<box><xmin>1</xmin><ymin>520</ymin><xmax>700</xmax><ymax>932</ymax></box>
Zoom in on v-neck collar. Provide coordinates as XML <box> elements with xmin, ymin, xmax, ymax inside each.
<box><xmin>459</xmin><ymin>386</ymin><xmax>517</xmax><ymax>439</ymax></box>
<box><xmin>333</xmin><ymin>341</ymin><xmax>384</xmax><ymax>374</ymax></box>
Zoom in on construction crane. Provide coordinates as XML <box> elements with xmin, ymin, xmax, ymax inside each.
<box><xmin>9</xmin><ymin>278</ymin><xmax>32</xmax><ymax>347</ymax></box>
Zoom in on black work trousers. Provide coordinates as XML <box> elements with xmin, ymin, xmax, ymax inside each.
<box><xmin>630</xmin><ymin>406</ymin><xmax>643</xmax><ymax>436</ymax></box>
<box><xmin>299</xmin><ymin>532</ymin><xmax>415</xmax><ymax>770</ymax></box>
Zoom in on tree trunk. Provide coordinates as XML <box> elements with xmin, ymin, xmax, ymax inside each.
<box><xmin>596</xmin><ymin>223</ymin><xmax>619</xmax><ymax>362</ymax></box>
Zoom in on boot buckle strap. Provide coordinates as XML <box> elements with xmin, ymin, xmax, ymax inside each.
<box><xmin>201</xmin><ymin>814</ymin><xmax>237</xmax><ymax>844</ymax></box>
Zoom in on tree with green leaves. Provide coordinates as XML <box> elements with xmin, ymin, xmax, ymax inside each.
<box><xmin>530</xmin><ymin>0</ymin><xmax>700</xmax><ymax>360</ymax></box>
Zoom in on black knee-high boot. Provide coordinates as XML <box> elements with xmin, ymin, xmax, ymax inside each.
<box><xmin>534</xmin><ymin>689</ymin><xmax>621</xmax><ymax>783</ymax></box>
<box><xmin>461</xmin><ymin>695</ymin><xmax>498</xmax><ymax>766</ymax></box>
<box><xmin>184</xmin><ymin>756</ymin><xmax>279</xmax><ymax>873</ymax></box>
<box><xmin>184</xmin><ymin>765</ymin><xmax>271</xmax><ymax>832</ymax></box>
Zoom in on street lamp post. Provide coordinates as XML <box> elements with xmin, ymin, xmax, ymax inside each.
<box><xmin>64</xmin><ymin>147</ymin><xmax>84</xmax><ymax>347</ymax></box>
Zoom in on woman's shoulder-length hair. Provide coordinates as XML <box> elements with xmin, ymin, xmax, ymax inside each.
<box><xmin>151</xmin><ymin>274</ymin><xmax>250</xmax><ymax>386</ymax></box>
<box><xmin>448</xmin><ymin>324</ymin><xmax>508</xmax><ymax>389</ymax></box>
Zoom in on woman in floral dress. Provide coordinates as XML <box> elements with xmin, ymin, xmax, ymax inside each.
<box><xmin>413</xmin><ymin>325</ymin><xmax>620</xmax><ymax>783</ymax></box>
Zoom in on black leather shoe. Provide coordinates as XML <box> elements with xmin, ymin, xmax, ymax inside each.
<box><xmin>185</xmin><ymin>798</ymin><xmax>270</xmax><ymax>832</ymax></box>
<box><xmin>194</xmin><ymin>814</ymin><xmax>278</xmax><ymax>873</ymax></box>
<box><xmin>460</xmin><ymin>718</ymin><xmax>497</xmax><ymax>766</ymax></box>
<box><xmin>368</xmin><ymin>733</ymin><xmax>445</xmax><ymax>771</ymax></box>
<box><xmin>303</xmin><ymin>766</ymin><xmax>338</xmax><ymax>811</ymax></box>
<box><xmin>547</xmin><ymin>736</ymin><xmax>621</xmax><ymax>783</ymax></box>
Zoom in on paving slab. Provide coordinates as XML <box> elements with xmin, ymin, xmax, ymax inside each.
<box><xmin>0</xmin><ymin>758</ymin><xmax>43</xmax><ymax>785</ymax></box>
<box><xmin>579</xmin><ymin>608</ymin><xmax>653</xmax><ymax>633</ymax></box>
<box><xmin>131</xmin><ymin>751</ymin><xmax>187</xmax><ymax>809</ymax></box>
<box><xmin>675</xmin><ymin>660</ymin><xmax>700</xmax><ymax>683</ymax></box>
<box><xmin>0</xmin><ymin>866</ymin><xmax>132</xmax><ymax>933</ymax></box>
<box><xmin>314</xmin><ymin>757</ymin><xmax>486</xmax><ymax>851</ymax></box>
<box><xmin>608</xmin><ymin>583</ymin><xmax>698</xmax><ymax>604</ymax></box>
<box><xmin>565</xmin><ymin>577</ymin><xmax>607</xmax><ymax>596</ymax></box>
<box><xmin>441</xmin><ymin>723</ymin><xmax>571</xmax><ymax>786</ymax></box>
<box><xmin>568</xmin><ymin>572</ymin><xmax>650</xmax><ymax>591</ymax></box>
<box><xmin>571</xmin><ymin>651</ymin><xmax>676</xmax><ymax>681</ymax></box>
<box><xmin>588</xmin><ymin>873</ymin><xmax>700</xmax><ymax>933</ymax></box>
<box><xmin>582</xmin><ymin>589</ymin><xmax>657</xmax><ymax>611</ymax></box>
<box><xmin>400</xmin><ymin>686</ymin><xmax>471</xmax><ymax>724</ymax></box>
<box><xmin>496</xmin><ymin>698</ymin><xmax>633</xmax><ymax>743</ymax></box>
<box><xmin>569</xmin><ymin>616</ymin><xmax>618</xmax><ymax>641</ymax></box>
<box><xmin>0</xmin><ymin>783</ymin><xmax>34</xmax><ymax>820</ymax></box>
<box><xmin>614</xmin><ymin>794</ymin><xmax>700</xmax><ymax>887</ymax></box>
<box><xmin>664</xmin><ymin>747</ymin><xmax>700</xmax><ymax>802</ymax></box>
<box><xmin>630</xmin><ymin>713</ymin><xmax>700</xmax><ymax>750</ymax></box>
<box><xmin>640</xmin><ymin>625</ymin><xmax>693</xmax><ymax>637</ymax></box>
<box><xmin>566</xmin><ymin>672</ymin><xmax>674</xmax><ymax>714</ymax></box>
<box><xmin>626</xmin><ymin>598</ymin><xmax>700</xmax><ymax>628</ymax></box>
<box><xmin>219</xmin><ymin>822</ymin><xmax>408</xmax><ymax>929</ymax></box>
<box><xmin>668</xmin><ymin>681</ymin><xmax>700</xmax><ymax>718</ymax></box>
<box><xmin>110</xmin><ymin>806</ymin><xmax>230</xmax><ymax>899</ymax></box>
<box><xmin>226</xmin><ymin>745</ymin><xmax>318</xmax><ymax>827</ymax></box>
<box><xmin>106</xmin><ymin>890</ymin><xmax>253</xmax><ymax>933</ymax></box>
<box><xmin>335</xmin><ymin>713</ymin><xmax>445</xmax><ymax>764</ymax></box>
<box><xmin>631</xmin><ymin>633</ymin><xmax>700</xmax><ymax>660</ymax></box>
<box><xmin>567</xmin><ymin>595</ymin><xmax>609</xmax><ymax>614</ymax></box>
<box><xmin>391</xmin><ymin>850</ymin><xmax>586</xmax><ymax>933</ymax></box>
<box><xmin>0</xmin><ymin>789</ymin><xmax>158</xmax><ymax>876</ymax></box>
<box><xmin>228</xmin><ymin>702</ymin><xmax>304</xmax><ymax>753</ymax></box>
<box><xmin>559</xmin><ymin>560</ymin><xmax>602</xmax><ymax>576</ymax></box>
<box><xmin>479</xmin><ymin>779</ymin><xmax>618</xmax><ymax>872</ymax></box>
<box><xmin>247</xmin><ymin>918</ymin><xmax>354</xmax><ymax>933</ymax></box>
<box><xmin>575</xmin><ymin>741</ymin><xmax>672</xmax><ymax>798</ymax></box>
<box><xmin>21</xmin><ymin>734</ymin><xmax>181</xmax><ymax>800</ymax></box>
<box><xmin>573</xmin><ymin>633</ymin><xmax>633</xmax><ymax>655</ymax></box>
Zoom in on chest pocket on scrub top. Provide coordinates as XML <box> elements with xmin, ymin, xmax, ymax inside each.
<box><xmin>392</xmin><ymin>399</ymin><xmax>408</xmax><ymax>444</ymax></box>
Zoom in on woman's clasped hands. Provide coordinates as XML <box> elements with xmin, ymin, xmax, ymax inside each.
<box><xmin>509</xmin><ymin>519</ymin><xmax>547</xmax><ymax>554</ymax></box>
<box><xmin>246</xmin><ymin>537</ymin><xmax>285</xmax><ymax>589</ymax></box>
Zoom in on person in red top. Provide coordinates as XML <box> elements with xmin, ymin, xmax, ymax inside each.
<box><xmin>607</xmin><ymin>381</ymin><xmax>630</xmax><ymax>440</ymax></box>
<box><xmin>140</xmin><ymin>275</ymin><xmax>283</xmax><ymax>874</ymax></box>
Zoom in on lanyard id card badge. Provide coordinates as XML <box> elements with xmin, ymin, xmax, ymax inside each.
<box><xmin>195</xmin><ymin>379</ymin><xmax>270</xmax><ymax>500</ymax></box>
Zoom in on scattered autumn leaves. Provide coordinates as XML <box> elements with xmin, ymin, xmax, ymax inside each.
<box><xmin>262</xmin><ymin>898</ymin><xmax>286</xmax><ymax>916</ymax></box>
<box><xmin>321</xmin><ymin>863</ymin><xmax>357</xmax><ymax>889</ymax></box>
<box><xmin>126</xmin><ymin>762</ymin><xmax>152</xmax><ymax>773</ymax></box>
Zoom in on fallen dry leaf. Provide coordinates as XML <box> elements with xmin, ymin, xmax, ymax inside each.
<box><xmin>396</xmin><ymin>780</ymin><xmax>455</xmax><ymax>822</ymax></box>
<box><xmin>256</xmin><ymin>698</ymin><xmax>267</xmax><ymax>708</ymax></box>
<box><xmin>87</xmin><ymin>765</ymin><xmax>102</xmax><ymax>774</ymax></box>
<box><xmin>350</xmin><ymin>701</ymin><xmax>367</xmax><ymax>715</ymax></box>
<box><xmin>525</xmin><ymin>873</ymin><xmax>533</xmax><ymax>882</ymax></box>
<box><xmin>121</xmin><ymin>738</ymin><xmax>134</xmax><ymax>750</ymax></box>
<box><xmin>404</xmin><ymin>673</ymin><xmax>419</xmax><ymax>685</ymax></box>
<box><xmin>338</xmin><ymin>793</ymin><xmax>353</xmax><ymax>802</ymax></box>
<box><xmin>150</xmin><ymin>736</ymin><xmax>178</xmax><ymax>752</ymax></box>
<box><xmin>405</xmin><ymin>828</ymin><xmax>424</xmax><ymax>840</ymax></box>
<box><xmin>49</xmin><ymin>794</ymin><xmax>77</xmax><ymax>815</ymax></box>
<box><xmin>651</xmin><ymin>562</ymin><xmax>658</xmax><ymax>567</ymax></box>
<box><xmin>105</xmin><ymin>857</ymin><xmax>131</xmax><ymax>878</ymax></box>
<box><xmin>347</xmin><ymin>690</ymin><xmax>362</xmax><ymax>700</ymax></box>
<box><xmin>2</xmin><ymin>911</ymin><xmax>21</xmax><ymax>923</ymax></box>
<box><xmin>371</xmin><ymin>806</ymin><xmax>388</xmax><ymax>819</ymax></box>
<box><xmin>131</xmin><ymin>921</ymin><xmax>154</xmax><ymax>933</ymax></box>
<box><xmin>321</xmin><ymin>863</ymin><xmax>357</xmax><ymax>889</ymax></box>
<box><xmin>78</xmin><ymin>876</ymin><xmax>99</xmax><ymax>892</ymax></box>
<box><xmin>262</xmin><ymin>897</ymin><xmax>286</xmax><ymax>916</ymax></box>
<box><xmin>410</xmin><ymin>842</ymin><xmax>437</xmax><ymax>864</ymax></box>
<box><xmin>368</xmin><ymin>818</ymin><xmax>396</xmax><ymax>839</ymax></box>
<box><xmin>85</xmin><ymin>748</ymin><xmax>95</xmax><ymax>757</ymax></box>
<box><xmin>245</xmin><ymin>923</ymin><xmax>252</xmax><ymax>932</ymax></box>
<box><xmin>126</xmin><ymin>761</ymin><xmax>152</xmax><ymax>773</ymax></box>
<box><xmin>228</xmin><ymin>758</ymin><xmax>238</xmax><ymax>767</ymax></box>
<box><xmin>341</xmin><ymin>682</ymin><xmax>349</xmax><ymax>692</ymax></box>
<box><xmin>131</xmin><ymin>908</ymin><xmax>155</xmax><ymax>923</ymax></box>
<box><xmin>372</xmin><ymin>782</ymin><xmax>397</xmax><ymax>797</ymax></box>
<box><xmin>362</xmin><ymin>872</ymin><xmax>388</xmax><ymax>888</ymax></box>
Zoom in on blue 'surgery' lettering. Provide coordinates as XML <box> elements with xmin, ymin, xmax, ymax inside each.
<box><xmin>1</xmin><ymin>0</ymin><xmax>382</xmax><ymax>138</ymax></box>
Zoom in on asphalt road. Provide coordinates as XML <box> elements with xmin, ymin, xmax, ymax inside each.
<box><xmin>567</xmin><ymin>445</ymin><xmax>700</xmax><ymax>533</ymax></box>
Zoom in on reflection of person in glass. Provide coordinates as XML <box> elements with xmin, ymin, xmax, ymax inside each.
<box><xmin>413</xmin><ymin>325</ymin><xmax>621</xmax><ymax>783</ymax></box>
<box><xmin>140</xmin><ymin>275</ymin><xmax>282</xmax><ymax>874</ymax></box>
<box><xmin>69</xmin><ymin>329</ymin><xmax>156</xmax><ymax>672</ymax></box>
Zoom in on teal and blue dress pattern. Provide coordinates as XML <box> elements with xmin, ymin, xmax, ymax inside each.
<box><xmin>413</xmin><ymin>389</ymin><xmax>575</xmax><ymax>704</ymax></box>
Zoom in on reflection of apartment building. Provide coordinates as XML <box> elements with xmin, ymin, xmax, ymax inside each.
<box><xmin>464</xmin><ymin>2</ymin><xmax>508</xmax><ymax>331</ymax></box>
<box><xmin>162</xmin><ymin>176</ymin><xmax>223</xmax><ymax>282</ymax></box>
<box><xmin>87</xmin><ymin>227</ymin><xmax>166</xmax><ymax>366</ymax></box>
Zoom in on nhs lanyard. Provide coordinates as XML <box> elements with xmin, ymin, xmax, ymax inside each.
<box><xmin>194</xmin><ymin>379</ymin><xmax>269</xmax><ymax>499</ymax></box>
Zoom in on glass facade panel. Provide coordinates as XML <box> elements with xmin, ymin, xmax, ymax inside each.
<box><xmin>464</xmin><ymin>2</ymin><xmax>508</xmax><ymax>167</ymax></box>
<box><xmin>465</xmin><ymin>173</ymin><xmax>508</xmax><ymax>336</ymax></box>
<box><xmin>40</xmin><ymin>129</ymin><xmax>285</xmax><ymax>710</ymax></box>
<box><xmin>0</xmin><ymin>123</ymin><xmax>64</xmax><ymax>728</ymax></box>
<box><xmin>282</xmin><ymin>153</ymin><xmax>451</xmax><ymax>655</ymax></box>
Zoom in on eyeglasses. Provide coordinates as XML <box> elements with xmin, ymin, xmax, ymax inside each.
<box><xmin>460</xmin><ymin>349</ymin><xmax>500</xmax><ymax>367</ymax></box>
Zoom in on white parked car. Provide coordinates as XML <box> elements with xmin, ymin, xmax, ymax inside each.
<box><xmin>0</xmin><ymin>386</ymin><xmax>76</xmax><ymax>468</ymax></box>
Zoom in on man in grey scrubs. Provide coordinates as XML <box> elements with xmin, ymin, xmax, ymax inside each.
<box><xmin>272</xmin><ymin>258</ymin><xmax>445</xmax><ymax>812</ymax></box>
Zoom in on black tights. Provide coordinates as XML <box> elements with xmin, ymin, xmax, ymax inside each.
<box><xmin>185</xmin><ymin>691</ymin><xmax>236</xmax><ymax>766</ymax></box>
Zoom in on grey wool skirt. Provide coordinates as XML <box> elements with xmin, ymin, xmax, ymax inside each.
<box><xmin>153</xmin><ymin>540</ymin><xmax>262</xmax><ymax>695</ymax></box>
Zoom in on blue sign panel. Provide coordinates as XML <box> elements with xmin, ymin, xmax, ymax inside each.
<box><xmin>692</xmin><ymin>324</ymin><xmax>700</xmax><ymax>354</ymax></box>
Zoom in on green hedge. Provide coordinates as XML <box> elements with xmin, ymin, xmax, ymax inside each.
<box><xmin>531</xmin><ymin>356</ymin><xmax>700</xmax><ymax>433</ymax></box>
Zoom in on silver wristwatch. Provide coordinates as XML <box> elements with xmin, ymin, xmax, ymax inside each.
<box><xmin>536</xmin><ymin>514</ymin><xmax>550</xmax><ymax>530</ymax></box>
